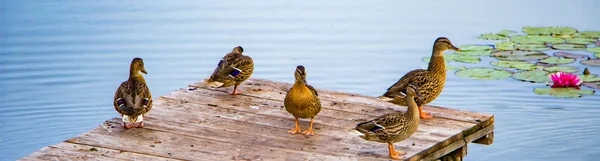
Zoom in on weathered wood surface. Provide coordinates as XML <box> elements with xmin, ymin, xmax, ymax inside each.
<box><xmin>20</xmin><ymin>78</ymin><xmax>494</xmax><ymax>161</ymax></box>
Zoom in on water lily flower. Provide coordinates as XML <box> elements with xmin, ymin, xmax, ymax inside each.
<box><xmin>549</xmin><ymin>71</ymin><xmax>582</xmax><ymax>89</ymax></box>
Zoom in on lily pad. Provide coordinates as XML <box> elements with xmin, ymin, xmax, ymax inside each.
<box><xmin>459</xmin><ymin>45</ymin><xmax>494</xmax><ymax>51</ymax></box>
<box><xmin>522</xmin><ymin>26</ymin><xmax>577</xmax><ymax>36</ymax></box>
<box><xmin>490</xmin><ymin>60</ymin><xmax>538</xmax><ymax>70</ymax></box>
<box><xmin>596</xmin><ymin>53</ymin><xmax>600</xmax><ymax>58</ymax></box>
<box><xmin>479</xmin><ymin>33</ymin><xmax>507</xmax><ymax>40</ymax></box>
<box><xmin>553</xmin><ymin>52</ymin><xmax>589</xmax><ymax>59</ymax></box>
<box><xmin>533</xmin><ymin>88</ymin><xmax>595</xmax><ymax>98</ymax></box>
<box><xmin>455</xmin><ymin>67</ymin><xmax>512</xmax><ymax>80</ymax></box>
<box><xmin>565</xmin><ymin>38</ymin><xmax>598</xmax><ymax>45</ymax></box>
<box><xmin>511</xmin><ymin>35</ymin><xmax>565</xmax><ymax>44</ymax></box>
<box><xmin>572</xmin><ymin>31</ymin><xmax>600</xmax><ymax>39</ymax></box>
<box><xmin>456</xmin><ymin>50</ymin><xmax>492</xmax><ymax>56</ymax></box>
<box><xmin>542</xmin><ymin>66</ymin><xmax>580</xmax><ymax>73</ymax></box>
<box><xmin>583</xmin><ymin>82</ymin><xmax>600</xmax><ymax>89</ymax></box>
<box><xmin>496</xmin><ymin>42</ymin><xmax>516</xmax><ymax>51</ymax></box>
<box><xmin>491</xmin><ymin>50</ymin><xmax>550</xmax><ymax>61</ymax></box>
<box><xmin>498</xmin><ymin>30</ymin><xmax>518</xmax><ymax>37</ymax></box>
<box><xmin>516</xmin><ymin>44</ymin><xmax>551</xmax><ymax>51</ymax></box>
<box><xmin>580</xmin><ymin>59</ymin><xmax>600</xmax><ymax>67</ymax></box>
<box><xmin>587</xmin><ymin>47</ymin><xmax>600</xmax><ymax>53</ymax></box>
<box><xmin>453</xmin><ymin>55</ymin><xmax>481</xmax><ymax>64</ymax></box>
<box><xmin>512</xmin><ymin>70</ymin><xmax>551</xmax><ymax>83</ymax></box>
<box><xmin>539</xmin><ymin>57</ymin><xmax>575</xmax><ymax>65</ymax></box>
<box><xmin>551</xmin><ymin>44</ymin><xmax>586</xmax><ymax>50</ymax></box>
<box><xmin>578</xmin><ymin>74</ymin><xmax>600</xmax><ymax>82</ymax></box>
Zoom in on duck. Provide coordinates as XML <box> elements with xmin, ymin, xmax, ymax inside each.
<box><xmin>284</xmin><ymin>65</ymin><xmax>321</xmax><ymax>136</ymax></box>
<box><xmin>113</xmin><ymin>57</ymin><xmax>153</xmax><ymax>129</ymax></box>
<box><xmin>378</xmin><ymin>37</ymin><xmax>459</xmax><ymax>119</ymax></box>
<box><xmin>356</xmin><ymin>83</ymin><xmax>424</xmax><ymax>160</ymax></box>
<box><xmin>206</xmin><ymin>46</ymin><xmax>254</xmax><ymax>95</ymax></box>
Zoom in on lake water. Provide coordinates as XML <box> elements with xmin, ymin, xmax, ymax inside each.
<box><xmin>1</xmin><ymin>0</ymin><xmax>600</xmax><ymax>160</ymax></box>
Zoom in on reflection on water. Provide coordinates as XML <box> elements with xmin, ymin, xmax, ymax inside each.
<box><xmin>1</xmin><ymin>0</ymin><xmax>600</xmax><ymax>160</ymax></box>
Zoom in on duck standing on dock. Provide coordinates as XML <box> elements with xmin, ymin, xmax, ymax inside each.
<box><xmin>113</xmin><ymin>57</ymin><xmax>153</xmax><ymax>129</ymax></box>
<box><xmin>378</xmin><ymin>37</ymin><xmax>459</xmax><ymax>119</ymax></box>
<box><xmin>284</xmin><ymin>65</ymin><xmax>321</xmax><ymax>136</ymax></box>
<box><xmin>206</xmin><ymin>46</ymin><xmax>254</xmax><ymax>95</ymax></box>
<box><xmin>356</xmin><ymin>84</ymin><xmax>424</xmax><ymax>160</ymax></box>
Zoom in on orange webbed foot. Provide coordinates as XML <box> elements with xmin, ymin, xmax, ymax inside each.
<box><xmin>121</xmin><ymin>122</ymin><xmax>133</xmax><ymax>129</ymax></box>
<box><xmin>288</xmin><ymin>127</ymin><xmax>302</xmax><ymax>134</ymax></box>
<box><xmin>419</xmin><ymin>106</ymin><xmax>433</xmax><ymax>119</ymax></box>
<box><xmin>134</xmin><ymin>121</ymin><xmax>144</xmax><ymax>128</ymax></box>
<box><xmin>388</xmin><ymin>144</ymin><xmax>406</xmax><ymax>160</ymax></box>
<box><xmin>229</xmin><ymin>90</ymin><xmax>242</xmax><ymax>95</ymax></box>
<box><xmin>302</xmin><ymin>129</ymin><xmax>315</xmax><ymax>136</ymax></box>
<box><xmin>389</xmin><ymin>154</ymin><xmax>405</xmax><ymax>160</ymax></box>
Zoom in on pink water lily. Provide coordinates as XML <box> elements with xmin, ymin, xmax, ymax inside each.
<box><xmin>549</xmin><ymin>71</ymin><xmax>582</xmax><ymax>89</ymax></box>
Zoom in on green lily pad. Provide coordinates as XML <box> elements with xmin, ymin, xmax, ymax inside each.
<box><xmin>453</xmin><ymin>55</ymin><xmax>481</xmax><ymax>64</ymax></box>
<box><xmin>539</xmin><ymin>57</ymin><xmax>575</xmax><ymax>65</ymax></box>
<box><xmin>455</xmin><ymin>67</ymin><xmax>512</xmax><ymax>80</ymax></box>
<box><xmin>479</xmin><ymin>33</ymin><xmax>507</xmax><ymax>40</ymax></box>
<box><xmin>583</xmin><ymin>82</ymin><xmax>600</xmax><ymax>89</ymax></box>
<box><xmin>459</xmin><ymin>45</ymin><xmax>494</xmax><ymax>51</ymax></box>
<box><xmin>511</xmin><ymin>35</ymin><xmax>565</xmax><ymax>44</ymax></box>
<box><xmin>596</xmin><ymin>53</ymin><xmax>600</xmax><ymax>58</ymax></box>
<box><xmin>456</xmin><ymin>50</ymin><xmax>492</xmax><ymax>56</ymax></box>
<box><xmin>551</xmin><ymin>44</ymin><xmax>586</xmax><ymax>50</ymax></box>
<box><xmin>516</xmin><ymin>44</ymin><xmax>551</xmax><ymax>51</ymax></box>
<box><xmin>533</xmin><ymin>88</ymin><xmax>595</xmax><ymax>98</ymax></box>
<box><xmin>553</xmin><ymin>52</ymin><xmax>589</xmax><ymax>59</ymax></box>
<box><xmin>490</xmin><ymin>60</ymin><xmax>538</xmax><ymax>70</ymax></box>
<box><xmin>498</xmin><ymin>30</ymin><xmax>518</xmax><ymax>37</ymax></box>
<box><xmin>587</xmin><ymin>47</ymin><xmax>600</xmax><ymax>53</ymax></box>
<box><xmin>565</xmin><ymin>38</ymin><xmax>598</xmax><ymax>45</ymax></box>
<box><xmin>491</xmin><ymin>50</ymin><xmax>550</xmax><ymax>61</ymax></box>
<box><xmin>580</xmin><ymin>59</ymin><xmax>600</xmax><ymax>67</ymax></box>
<box><xmin>578</xmin><ymin>74</ymin><xmax>600</xmax><ymax>82</ymax></box>
<box><xmin>522</xmin><ymin>26</ymin><xmax>577</xmax><ymax>36</ymax></box>
<box><xmin>572</xmin><ymin>31</ymin><xmax>600</xmax><ymax>39</ymax></box>
<box><xmin>512</xmin><ymin>70</ymin><xmax>551</xmax><ymax>83</ymax></box>
<box><xmin>542</xmin><ymin>66</ymin><xmax>580</xmax><ymax>73</ymax></box>
<box><xmin>495</xmin><ymin>42</ymin><xmax>516</xmax><ymax>51</ymax></box>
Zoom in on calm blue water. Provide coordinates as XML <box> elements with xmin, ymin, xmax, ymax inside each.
<box><xmin>1</xmin><ymin>0</ymin><xmax>600</xmax><ymax>160</ymax></box>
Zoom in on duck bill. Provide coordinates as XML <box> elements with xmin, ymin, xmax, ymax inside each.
<box><xmin>140</xmin><ymin>68</ymin><xmax>148</xmax><ymax>74</ymax></box>
<box><xmin>451</xmin><ymin>45</ymin><xmax>461</xmax><ymax>52</ymax></box>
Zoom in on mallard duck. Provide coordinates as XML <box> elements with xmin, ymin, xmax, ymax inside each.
<box><xmin>356</xmin><ymin>84</ymin><xmax>424</xmax><ymax>160</ymax></box>
<box><xmin>113</xmin><ymin>57</ymin><xmax>153</xmax><ymax>129</ymax></box>
<box><xmin>378</xmin><ymin>37</ymin><xmax>459</xmax><ymax>119</ymax></box>
<box><xmin>284</xmin><ymin>65</ymin><xmax>321</xmax><ymax>136</ymax></box>
<box><xmin>206</xmin><ymin>46</ymin><xmax>254</xmax><ymax>95</ymax></box>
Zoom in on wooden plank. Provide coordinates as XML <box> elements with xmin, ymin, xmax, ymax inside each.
<box><xmin>189</xmin><ymin>78</ymin><xmax>493</xmax><ymax>127</ymax></box>
<box><xmin>66</xmin><ymin>123</ymin><xmax>354</xmax><ymax>161</ymax></box>
<box><xmin>20</xmin><ymin>142</ymin><xmax>176</xmax><ymax>161</ymax></box>
<box><xmin>21</xmin><ymin>78</ymin><xmax>494</xmax><ymax>161</ymax></box>
<box><xmin>146</xmin><ymin>97</ymin><xmax>467</xmax><ymax>159</ymax></box>
<box><xmin>155</xmin><ymin>87</ymin><xmax>480</xmax><ymax>160</ymax></box>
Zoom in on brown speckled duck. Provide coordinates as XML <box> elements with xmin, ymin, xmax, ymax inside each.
<box><xmin>114</xmin><ymin>58</ymin><xmax>153</xmax><ymax>129</ymax></box>
<box><xmin>356</xmin><ymin>84</ymin><xmax>424</xmax><ymax>160</ymax></box>
<box><xmin>284</xmin><ymin>65</ymin><xmax>321</xmax><ymax>136</ymax></box>
<box><xmin>378</xmin><ymin>37</ymin><xmax>459</xmax><ymax>119</ymax></box>
<box><xmin>206</xmin><ymin>46</ymin><xmax>254</xmax><ymax>95</ymax></box>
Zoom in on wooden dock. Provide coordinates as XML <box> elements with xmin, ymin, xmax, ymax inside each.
<box><xmin>20</xmin><ymin>78</ymin><xmax>494</xmax><ymax>161</ymax></box>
